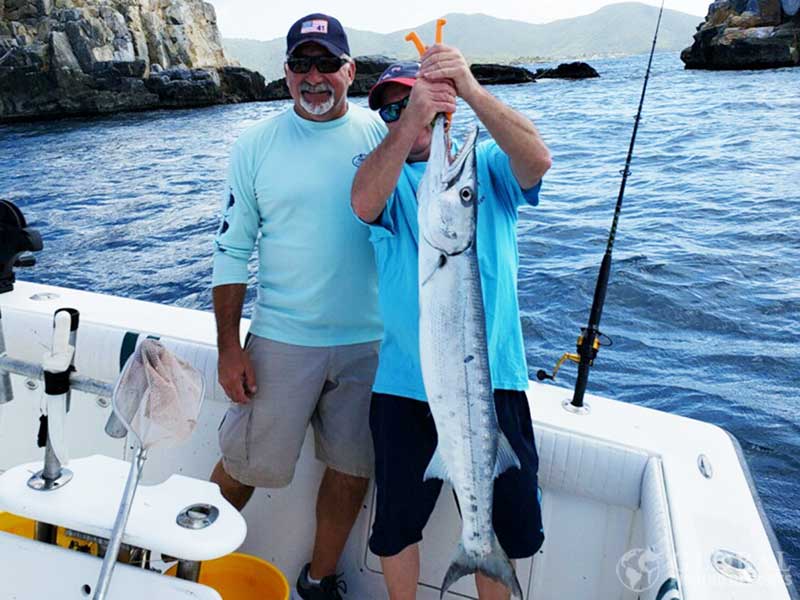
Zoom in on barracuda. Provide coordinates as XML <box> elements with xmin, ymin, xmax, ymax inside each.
<box><xmin>418</xmin><ymin>115</ymin><xmax>523</xmax><ymax>599</ymax></box>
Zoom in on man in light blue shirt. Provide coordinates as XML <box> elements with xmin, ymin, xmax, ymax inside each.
<box><xmin>352</xmin><ymin>49</ymin><xmax>551</xmax><ymax>600</ymax></box>
<box><xmin>211</xmin><ymin>14</ymin><xmax>385</xmax><ymax>600</ymax></box>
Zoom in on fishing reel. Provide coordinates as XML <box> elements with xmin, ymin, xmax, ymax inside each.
<box><xmin>536</xmin><ymin>328</ymin><xmax>611</xmax><ymax>382</ymax></box>
<box><xmin>0</xmin><ymin>199</ymin><xmax>43</xmax><ymax>294</ymax></box>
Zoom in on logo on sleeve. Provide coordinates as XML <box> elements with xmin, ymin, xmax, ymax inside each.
<box><xmin>352</xmin><ymin>153</ymin><xmax>367</xmax><ymax>167</ymax></box>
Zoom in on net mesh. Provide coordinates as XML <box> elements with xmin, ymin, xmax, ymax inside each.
<box><xmin>112</xmin><ymin>339</ymin><xmax>203</xmax><ymax>450</ymax></box>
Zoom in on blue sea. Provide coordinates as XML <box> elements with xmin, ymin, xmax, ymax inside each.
<box><xmin>2</xmin><ymin>52</ymin><xmax>799</xmax><ymax>582</ymax></box>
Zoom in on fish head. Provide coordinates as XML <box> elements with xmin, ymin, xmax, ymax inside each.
<box><xmin>419</xmin><ymin>117</ymin><xmax>480</xmax><ymax>256</ymax></box>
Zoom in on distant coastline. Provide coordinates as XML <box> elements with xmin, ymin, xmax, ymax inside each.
<box><xmin>222</xmin><ymin>4</ymin><xmax>702</xmax><ymax>80</ymax></box>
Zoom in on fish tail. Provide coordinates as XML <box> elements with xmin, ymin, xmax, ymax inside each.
<box><xmin>440</xmin><ymin>538</ymin><xmax>523</xmax><ymax>599</ymax></box>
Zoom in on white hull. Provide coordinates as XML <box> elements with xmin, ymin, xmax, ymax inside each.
<box><xmin>0</xmin><ymin>281</ymin><xmax>795</xmax><ymax>599</ymax></box>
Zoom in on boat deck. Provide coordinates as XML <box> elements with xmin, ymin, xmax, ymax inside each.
<box><xmin>0</xmin><ymin>281</ymin><xmax>795</xmax><ymax>599</ymax></box>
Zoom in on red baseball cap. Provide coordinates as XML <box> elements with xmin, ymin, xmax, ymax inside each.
<box><xmin>368</xmin><ymin>61</ymin><xmax>421</xmax><ymax>109</ymax></box>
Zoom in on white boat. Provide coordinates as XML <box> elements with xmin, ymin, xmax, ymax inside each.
<box><xmin>0</xmin><ymin>222</ymin><xmax>797</xmax><ymax>599</ymax></box>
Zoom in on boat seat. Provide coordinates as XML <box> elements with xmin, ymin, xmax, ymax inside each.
<box><xmin>531</xmin><ymin>426</ymin><xmax>682</xmax><ymax>600</ymax></box>
<box><xmin>536</xmin><ymin>426</ymin><xmax>649</xmax><ymax>510</ymax></box>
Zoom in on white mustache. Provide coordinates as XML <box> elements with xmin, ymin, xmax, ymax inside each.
<box><xmin>299</xmin><ymin>82</ymin><xmax>334</xmax><ymax>94</ymax></box>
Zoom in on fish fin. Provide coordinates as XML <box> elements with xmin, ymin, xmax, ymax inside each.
<box><xmin>494</xmin><ymin>432</ymin><xmax>521</xmax><ymax>479</ymax></box>
<box><xmin>423</xmin><ymin>447</ymin><xmax>450</xmax><ymax>483</ymax></box>
<box><xmin>440</xmin><ymin>538</ymin><xmax>523</xmax><ymax>599</ymax></box>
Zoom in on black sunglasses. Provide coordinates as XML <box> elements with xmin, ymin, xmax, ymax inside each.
<box><xmin>379</xmin><ymin>96</ymin><xmax>410</xmax><ymax>123</ymax></box>
<box><xmin>286</xmin><ymin>55</ymin><xmax>348</xmax><ymax>74</ymax></box>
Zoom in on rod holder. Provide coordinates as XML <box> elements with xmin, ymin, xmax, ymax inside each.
<box><xmin>28</xmin><ymin>308</ymin><xmax>80</xmax><ymax>491</ymax></box>
<box><xmin>2</xmin><ymin>351</ymin><xmax>112</xmax><ymax>491</ymax></box>
<box><xmin>27</xmin><ymin>446</ymin><xmax>74</xmax><ymax>491</ymax></box>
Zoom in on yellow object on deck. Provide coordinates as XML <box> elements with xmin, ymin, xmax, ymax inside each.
<box><xmin>0</xmin><ymin>511</ymin><xmax>97</xmax><ymax>553</ymax></box>
<box><xmin>168</xmin><ymin>552</ymin><xmax>289</xmax><ymax>600</ymax></box>
<box><xmin>1</xmin><ymin>512</ymin><xmax>288</xmax><ymax>598</ymax></box>
<box><xmin>0</xmin><ymin>511</ymin><xmax>34</xmax><ymax>537</ymax></box>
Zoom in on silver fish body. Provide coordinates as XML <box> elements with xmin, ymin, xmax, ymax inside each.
<box><xmin>418</xmin><ymin>115</ymin><xmax>523</xmax><ymax>599</ymax></box>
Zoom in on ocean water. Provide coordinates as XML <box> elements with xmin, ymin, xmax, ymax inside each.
<box><xmin>2</xmin><ymin>52</ymin><xmax>799</xmax><ymax>582</ymax></box>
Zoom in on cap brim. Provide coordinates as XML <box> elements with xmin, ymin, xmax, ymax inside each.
<box><xmin>368</xmin><ymin>77</ymin><xmax>417</xmax><ymax>110</ymax></box>
<box><xmin>287</xmin><ymin>38</ymin><xmax>347</xmax><ymax>58</ymax></box>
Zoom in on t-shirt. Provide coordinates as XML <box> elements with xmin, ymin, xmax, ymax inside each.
<box><xmin>366</xmin><ymin>139</ymin><xmax>540</xmax><ymax>401</ymax></box>
<box><xmin>212</xmin><ymin>104</ymin><xmax>387</xmax><ymax>346</ymax></box>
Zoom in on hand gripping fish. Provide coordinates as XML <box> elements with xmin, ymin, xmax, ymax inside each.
<box><xmin>418</xmin><ymin>114</ymin><xmax>524</xmax><ymax>599</ymax></box>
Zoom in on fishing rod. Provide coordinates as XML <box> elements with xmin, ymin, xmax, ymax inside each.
<box><xmin>537</xmin><ymin>1</ymin><xmax>665</xmax><ymax>409</ymax></box>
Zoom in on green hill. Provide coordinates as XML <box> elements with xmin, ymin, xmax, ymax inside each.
<box><xmin>223</xmin><ymin>3</ymin><xmax>702</xmax><ymax>79</ymax></box>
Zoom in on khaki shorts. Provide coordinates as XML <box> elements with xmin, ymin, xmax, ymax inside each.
<box><xmin>219</xmin><ymin>335</ymin><xmax>379</xmax><ymax>488</ymax></box>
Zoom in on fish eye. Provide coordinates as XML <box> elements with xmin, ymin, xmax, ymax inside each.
<box><xmin>459</xmin><ymin>187</ymin><xmax>474</xmax><ymax>206</ymax></box>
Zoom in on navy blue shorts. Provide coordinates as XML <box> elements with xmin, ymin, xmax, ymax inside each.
<box><xmin>368</xmin><ymin>390</ymin><xmax>545</xmax><ymax>559</ymax></box>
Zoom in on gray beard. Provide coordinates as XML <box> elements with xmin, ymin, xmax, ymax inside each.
<box><xmin>299</xmin><ymin>82</ymin><xmax>335</xmax><ymax>116</ymax></box>
<box><xmin>300</xmin><ymin>94</ymin><xmax>335</xmax><ymax>115</ymax></box>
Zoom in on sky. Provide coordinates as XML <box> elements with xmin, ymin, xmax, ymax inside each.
<box><xmin>211</xmin><ymin>0</ymin><xmax>710</xmax><ymax>41</ymax></box>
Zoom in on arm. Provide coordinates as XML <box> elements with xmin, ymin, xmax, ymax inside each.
<box><xmin>212</xmin><ymin>284</ymin><xmax>256</xmax><ymax>404</ymax></box>
<box><xmin>352</xmin><ymin>78</ymin><xmax>457</xmax><ymax>223</ymax></box>
<box><xmin>462</xmin><ymin>85</ymin><xmax>551</xmax><ymax>189</ymax></box>
<box><xmin>420</xmin><ymin>45</ymin><xmax>552</xmax><ymax>189</ymax></box>
<box><xmin>351</xmin><ymin>116</ymin><xmax>420</xmax><ymax>223</ymax></box>
<box><xmin>212</xmin><ymin>141</ymin><xmax>260</xmax><ymax>403</ymax></box>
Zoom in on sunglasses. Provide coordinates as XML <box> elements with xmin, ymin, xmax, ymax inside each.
<box><xmin>286</xmin><ymin>55</ymin><xmax>348</xmax><ymax>74</ymax></box>
<box><xmin>379</xmin><ymin>96</ymin><xmax>410</xmax><ymax>123</ymax></box>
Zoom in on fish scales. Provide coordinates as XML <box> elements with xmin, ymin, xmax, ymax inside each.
<box><xmin>422</xmin><ymin>233</ymin><xmax>495</xmax><ymax>553</ymax></box>
<box><xmin>418</xmin><ymin>115</ymin><xmax>523</xmax><ymax>598</ymax></box>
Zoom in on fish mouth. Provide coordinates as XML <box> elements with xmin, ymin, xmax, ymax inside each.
<box><xmin>443</xmin><ymin>124</ymin><xmax>479</xmax><ymax>191</ymax></box>
<box><xmin>419</xmin><ymin>117</ymin><xmax>480</xmax><ymax>259</ymax></box>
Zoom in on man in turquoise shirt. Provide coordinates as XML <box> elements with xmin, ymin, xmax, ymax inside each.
<box><xmin>211</xmin><ymin>14</ymin><xmax>385</xmax><ymax>600</ymax></box>
<box><xmin>352</xmin><ymin>49</ymin><xmax>551</xmax><ymax>600</ymax></box>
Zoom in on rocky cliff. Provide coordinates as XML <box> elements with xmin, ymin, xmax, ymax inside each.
<box><xmin>681</xmin><ymin>0</ymin><xmax>800</xmax><ymax>69</ymax></box>
<box><xmin>0</xmin><ymin>0</ymin><xmax>268</xmax><ymax>121</ymax></box>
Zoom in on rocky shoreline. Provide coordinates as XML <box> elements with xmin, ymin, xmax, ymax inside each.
<box><xmin>258</xmin><ymin>58</ymin><xmax>599</xmax><ymax>102</ymax></box>
<box><xmin>0</xmin><ymin>0</ymin><xmax>598</xmax><ymax>122</ymax></box>
<box><xmin>681</xmin><ymin>0</ymin><xmax>800</xmax><ymax>69</ymax></box>
<box><xmin>5</xmin><ymin>0</ymin><xmax>798</xmax><ymax>122</ymax></box>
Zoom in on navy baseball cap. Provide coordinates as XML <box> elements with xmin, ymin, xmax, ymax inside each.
<box><xmin>286</xmin><ymin>13</ymin><xmax>350</xmax><ymax>58</ymax></box>
<box><xmin>368</xmin><ymin>61</ymin><xmax>421</xmax><ymax>109</ymax></box>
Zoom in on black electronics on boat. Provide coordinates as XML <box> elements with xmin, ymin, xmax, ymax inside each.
<box><xmin>0</xmin><ymin>199</ymin><xmax>43</xmax><ymax>294</ymax></box>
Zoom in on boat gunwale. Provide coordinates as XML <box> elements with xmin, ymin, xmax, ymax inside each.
<box><xmin>725</xmin><ymin>429</ymin><xmax>800</xmax><ymax>598</ymax></box>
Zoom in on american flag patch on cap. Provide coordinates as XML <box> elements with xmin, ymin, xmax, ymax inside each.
<box><xmin>301</xmin><ymin>19</ymin><xmax>328</xmax><ymax>34</ymax></box>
